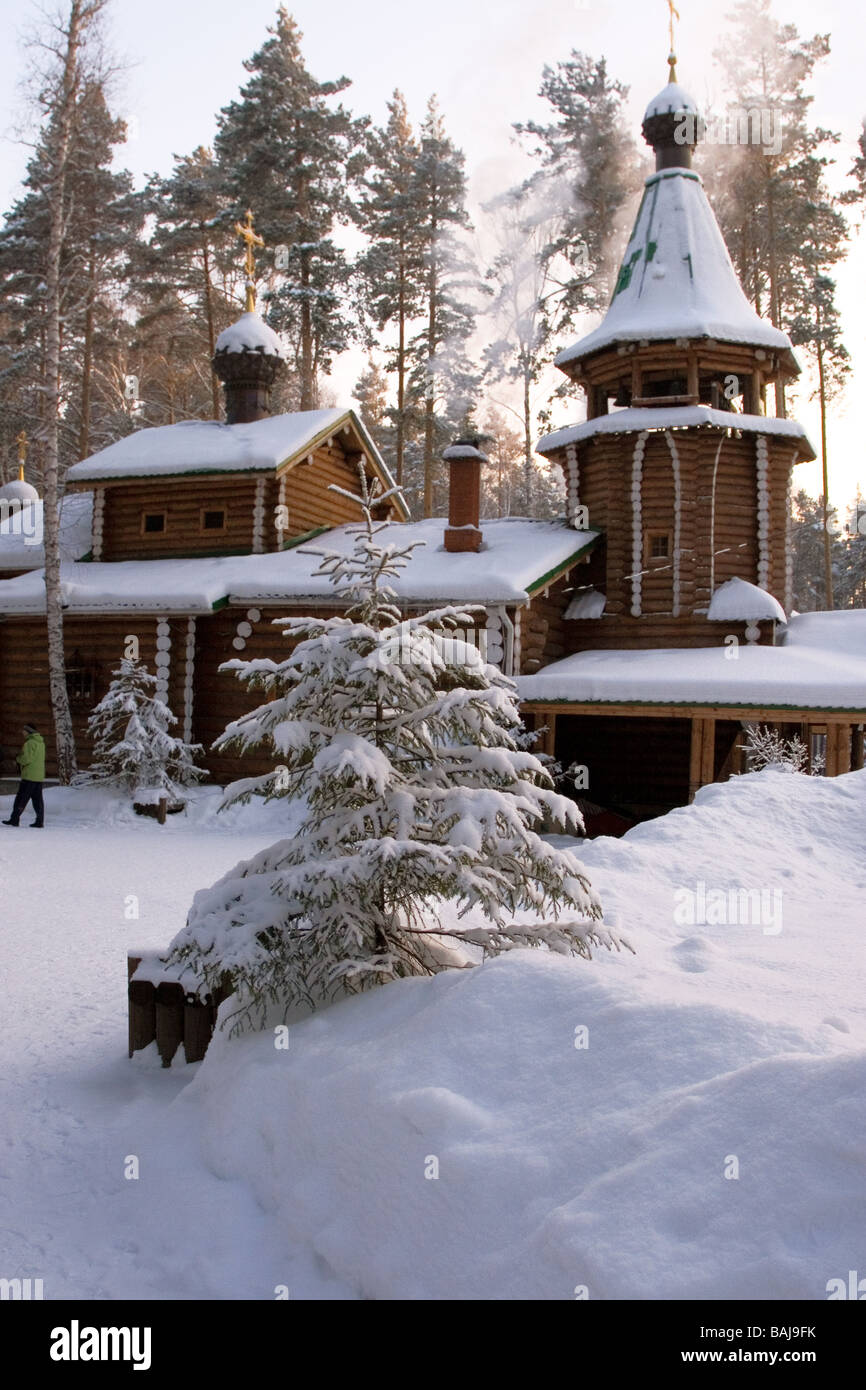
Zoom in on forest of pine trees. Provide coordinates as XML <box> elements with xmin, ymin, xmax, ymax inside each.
<box><xmin>0</xmin><ymin>0</ymin><xmax>864</xmax><ymax>604</ymax></box>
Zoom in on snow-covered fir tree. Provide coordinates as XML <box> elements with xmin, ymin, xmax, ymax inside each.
<box><xmin>83</xmin><ymin>658</ymin><xmax>205</xmax><ymax>799</ymax></box>
<box><xmin>167</xmin><ymin>468</ymin><xmax>626</xmax><ymax>1032</ymax></box>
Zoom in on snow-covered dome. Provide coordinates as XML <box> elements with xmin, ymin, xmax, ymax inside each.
<box><xmin>708</xmin><ymin>577</ymin><xmax>786</xmax><ymax>624</ymax></box>
<box><xmin>0</xmin><ymin>477</ymin><xmax>39</xmax><ymax>506</ymax></box>
<box><xmin>644</xmin><ymin>81</ymin><xmax>699</xmax><ymax>121</ymax></box>
<box><xmin>215</xmin><ymin>312</ymin><xmax>286</xmax><ymax>360</ymax></box>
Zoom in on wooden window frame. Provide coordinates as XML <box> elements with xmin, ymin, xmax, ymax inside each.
<box><xmin>200</xmin><ymin>506</ymin><xmax>227</xmax><ymax>534</ymax></box>
<box><xmin>644</xmin><ymin>528</ymin><xmax>673</xmax><ymax>564</ymax></box>
<box><xmin>141</xmin><ymin>510</ymin><xmax>167</xmax><ymax>536</ymax></box>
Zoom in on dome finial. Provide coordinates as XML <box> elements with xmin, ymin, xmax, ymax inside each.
<box><xmin>667</xmin><ymin>0</ymin><xmax>680</xmax><ymax>80</ymax></box>
<box><xmin>234</xmin><ymin>208</ymin><xmax>265</xmax><ymax>314</ymax></box>
<box><xmin>15</xmin><ymin>429</ymin><xmax>27</xmax><ymax>483</ymax></box>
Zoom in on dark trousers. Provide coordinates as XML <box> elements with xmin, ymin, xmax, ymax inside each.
<box><xmin>9</xmin><ymin>780</ymin><xmax>44</xmax><ymax>826</ymax></box>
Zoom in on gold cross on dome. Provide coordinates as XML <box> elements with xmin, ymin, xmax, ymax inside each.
<box><xmin>15</xmin><ymin>429</ymin><xmax>27</xmax><ymax>480</ymax></box>
<box><xmin>668</xmin><ymin>0</ymin><xmax>681</xmax><ymax>80</ymax></box>
<box><xmin>235</xmin><ymin>208</ymin><xmax>265</xmax><ymax>313</ymax></box>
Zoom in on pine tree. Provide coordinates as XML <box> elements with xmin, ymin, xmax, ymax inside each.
<box><xmin>0</xmin><ymin>75</ymin><xmax>139</xmax><ymax>477</ymax></box>
<box><xmin>352</xmin><ymin>358</ymin><xmax>390</xmax><ymax>453</ymax></box>
<box><xmin>143</xmin><ymin>147</ymin><xmax>236</xmax><ymax>420</ymax></box>
<box><xmin>357</xmin><ymin>91</ymin><xmax>425</xmax><ymax>487</ymax></box>
<box><xmin>409</xmin><ymin>98</ymin><xmax>480</xmax><ymax>517</ymax></box>
<box><xmin>83</xmin><ymin>658</ymin><xmax>205</xmax><ymax>799</ymax></box>
<box><xmin>166</xmin><ymin>467</ymin><xmax>626</xmax><ymax>1032</ymax></box>
<box><xmin>214</xmin><ymin>7</ymin><xmax>367</xmax><ymax>409</ymax></box>
<box><xmin>514</xmin><ymin>53</ymin><xmax>643</xmax><ymax>344</ymax></box>
<box><xmin>790</xmin><ymin>489</ymin><xmax>845</xmax><ymax>610</ymax></box>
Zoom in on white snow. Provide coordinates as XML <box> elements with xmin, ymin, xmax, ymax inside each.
<box><xmin>0</xmin><ymin>491</ymin><xmax>93</xmax><ymax>570</ymax></box>
<box><xmin>67</xmin><ymin>410</ymin><xmax>368</xmax><ymax>482</ymax></box>
<box><xmin>0</xmin><ymin>518</ymin><xmax>598</xmax><ymax>613</ymax></box>
<box><xmin>4</xmin><ymin>770</ymin><xmax>865</xmax><ymax>1298</ymax></box>
<box><xmin>538</xmin><ymin>405</ymin><xmax>814</xmax><ymax>459</ymax></box>
<box><xmin>643</xmin><ymin>80</ymin><xmax>699</xmax><ymax>119</ymax></box>
<box><xmin>708</xmin><ymin>577</ymin><xmax>787</xmax><ymax>623</ymax></box>
<box><xmin>784</xmin><ymin>608</ymin><xmax>866</xmax><ymax>659</ymax></box>
<box><xmin>517</xmin><ymin>641</ymin><xmax>866</xmax><ymax>710</ymax></box>
<box><xmin>214</xmin><ymin>311</ymin><xmax>286</xmax><ymax>359</ymax></box>
<box><xmin>0</xmin><ymin>478</ymin><xmax>40</xmax><ymax>503</ymax></box>
<box><xmin>564</xmin><ymin>587</ymin><xmax>607</xmax><ymax>620</ymax></box>
<box><xmin>442</xmin><ymin>443</ymin><xmax>488</xmax><ymax>462</ymax></box>
<box><xmin>555</xmin><ymin>167</ymin><xmax>795</xmax><ymax>367</ymax></box>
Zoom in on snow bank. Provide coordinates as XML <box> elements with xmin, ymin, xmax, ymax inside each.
<box><xmin>182</xmin><ymin>769</ymin><xmax>866</xmax><ymax>1299</ymax></box>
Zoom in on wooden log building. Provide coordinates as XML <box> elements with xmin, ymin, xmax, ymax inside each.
<box><xmin>1</xmin><ymin>69</ymin><xmax>864</xmax><ymax>829</ymax></box>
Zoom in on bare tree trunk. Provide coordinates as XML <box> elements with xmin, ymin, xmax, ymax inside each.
<box><xmin>202</xmin><ymin>237</ymin><xmax>220</xmax><ymax>419</ymax></box>
<box><xmin>523</xmin><ymin>366</ymin><xmax>533</xmax><ymax>517</ymax></box>
<box><xmin>817</xmin><ymin>344</ymin><xmax>834</xmax><ymax>610</ymax></box>
<box><xmin>422</xmin><ymin>247</ymin><xmax>437</xmax><ymax>518</ymax></box>
<box><xmin>78</xmin><ymin>251</ymin><xmax>96</xmax><ymax>460</ymax></box>
<box><xmin>396</xmin><ymin>263</ymin><xmax>406</xmax><ymax>488</ymax></box>
<box><xmin>299</xmin><ymin>248</ymin><xmax>314</xmax><ymax>411</ymax></box>
<box><xmin>40</xmin><ymin>0</ymin><xmax>107</xmax><ymax>784</ymax></box>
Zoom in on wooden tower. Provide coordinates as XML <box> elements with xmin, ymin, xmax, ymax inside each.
<box><xmin>537</xmin><ymin>65</ymin><xmax>815</xmax><ymax>654</ymax></box>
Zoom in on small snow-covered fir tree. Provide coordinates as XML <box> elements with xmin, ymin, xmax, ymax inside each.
<box><xmin>167</xmin><ymin>468</ymin><xmax>627</xmax><ymax>1032</ymax></box>
<box><xmin>83</xmin><ymin>657</ymin><xmax>205</xmax><ymax>799</ymax></box>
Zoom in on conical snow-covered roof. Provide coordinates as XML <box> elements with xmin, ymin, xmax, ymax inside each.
<box><xmin>556</xmin><ymin>165</ymin><xmax>795</xmax><ymax>369</ymax></box>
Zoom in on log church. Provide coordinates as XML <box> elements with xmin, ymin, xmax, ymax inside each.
<box><xmin>1</xmin><ymin>55</ymin><xmax>864</xmax><ymax>828</ymax></box>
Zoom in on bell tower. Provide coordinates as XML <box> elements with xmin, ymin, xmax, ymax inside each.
<box><xmin>537</xmin><ymin>57</ymin><xmax>815</xmax><ymax>649</ymax></box>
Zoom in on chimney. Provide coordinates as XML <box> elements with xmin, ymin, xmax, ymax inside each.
<box><xmin>443</xmin><ymin>437</ymin><xmax>486</xmax><ymax>553</ymax></box>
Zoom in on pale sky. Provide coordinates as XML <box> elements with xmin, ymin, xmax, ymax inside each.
<box><xmin>0</xmin><ymin>0</ymin><xmax>863</xmax><ymax>504</ymax></box>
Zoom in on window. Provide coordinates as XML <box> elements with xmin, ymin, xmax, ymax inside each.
<box><xmin>201</xmin><ymin>508</ymin><xmax>226</xmax><ymax>532</ymax></box>
<box><xmin>142</xmin><ymin>512</ymin><xmax>166</xmax><ymax>535</ymax></box>
<box><xmin>645</xmin><ymin>530</ymin><xmax>672</xmax><ymax>562</ymax></box>
<box><xmin>66</xmin><ymin>649</ymin><xmax>97</xmax><ymax>709</ymax></box>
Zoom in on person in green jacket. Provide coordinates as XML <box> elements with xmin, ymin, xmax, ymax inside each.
<box><xmin>3</xmin><ymin>723</ymin><xmax>46</xmax><ymax>827</ymax></box>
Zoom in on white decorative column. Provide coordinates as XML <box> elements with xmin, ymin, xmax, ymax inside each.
<box><xmin>630</xmin><ymin>431</ymin><xmax>648</xmax><ymax>617</ymax></box>
<box><xmin>155</xmin><ymin>617</ymin><xmax>171</xmax><ymax>704</ymax></box>
<box><xmin>665</xmin><ymin>430</ymin><xmax>683</xmax><ymax>618</ymax></box>
<box><xmin>565</xmin><ymin>441</ymin><xmax>580</xmax><ymax>526</ymax></box>
<box><xmin>183</xmin><ymin>618</ymin><xmax>196</xmax><ymax>742</ymax></box>
<box><xmin>91</xmin><ymin>489</ymin><xmax>105</xmax><ymax>561</ymax></box>
<box><xmin>756</xmin><ymin>436</ymin><xmax>770</xmax><ymax>589</ymax></box>
<box><xmin>252</xmin><ymin>476</ymin><xmax>266</xmax><ymax>554</ymax></box>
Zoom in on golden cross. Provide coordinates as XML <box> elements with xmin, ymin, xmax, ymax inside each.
<box><xmin>235</xmin><ymin>208</ymin><xmax>265</xmax><ymax>313</ymax></box>
<box><xmin>668</xmin><ymin>0</ymin><xmax>680</xmax><ymax>80</ymax></box>
<box><xmin>15</xmin><ymin>429</ymin><xmax>27</xmax><ymax>481</ymax></box>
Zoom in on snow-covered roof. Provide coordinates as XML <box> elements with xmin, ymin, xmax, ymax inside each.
<box><xmin>564</xmin><ymin>587</ymin><xmax>607</xmax><ymax>620</ymax></box>
<box><xmin>442</xmin><ymin>443</ymin><xmax>489</xmax><ymax>463</ymax></box>
<box><xmin>708</xmin><ymin>577</ymin><xmax>787</xmax><ymax>624</ymax></box>
<box><xmin>537</xmin><ymin>405</ymin><xmax>815</xmax><ymax>460</ymax></box>
<box><xmin>0</xmin><ymin>492</ymin><xmax>93</xmax><ymax>571</ymax></box>
<box><xmin>644</xmin><ymin>81</ymin><xmax>698</xmax><ymax>120</ymax></box>
<box><xmin>214</xmin><ymin>311</ymin><xmax>286</xmax><ymax>360</ymax></box>
<box><xmin>65</xmin><ymin>411</ymin><xmax>404</xmax><ymax>509</ymax></box>
<box><xmin>783</xmin><ymin>609</ymin><xmax>866</xmax><ymax>659</ymax></box>
<box><xmin>555</xmin><ymin>167</ymin><xmax>796</xmax><ymax>368</ymax></box>
<box><xmin>0</xmin><ymin>518</ymin><xmax>598</xmax><ymax>615</ymax></box>
<box><xmin>517</xmin><ymin>641</ymin><xmax>866</xmax><ymax>712</ymax></box>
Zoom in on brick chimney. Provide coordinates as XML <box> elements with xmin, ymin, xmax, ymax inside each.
<box><xmin>443</xmin><ymin>437</ymin><xmax>486</xmax><ymax>553</ymax></box>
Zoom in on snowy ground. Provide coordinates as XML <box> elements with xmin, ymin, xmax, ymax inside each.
<box><xmin>1</xmin><ymin>772</ymin><xmax>864</xmax><ymax>1300</ymax></box>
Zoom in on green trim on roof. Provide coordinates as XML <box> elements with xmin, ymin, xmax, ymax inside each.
<box><xmin>281</xmin><ymin>525</ymin><xmax>331</xmax><ymax>551</ymax></box>
<box><xmin>525</xmin><ymin>534</ymin><xmax>601</xmax><ymax>597</ymax></box>
<box><xmin>211</xmin><ymin>596</ymin><xmax>230</xmax><ymax>611</ymax></box>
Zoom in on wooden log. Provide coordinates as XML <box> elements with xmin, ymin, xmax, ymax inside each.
<box><xmin>183</xmin><ymin>993</ymin><xmax>215</xmax><ymax>1064</ymax></box>
<box><xmin>128</xmin><ymin>978</ymin><xmax>156</xmax><ymax>1058</ymax></box>
<box><xmin>155</xmin><ymin>982</ymin><xmax>185</xmax><ymax>1068</ymax></box>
